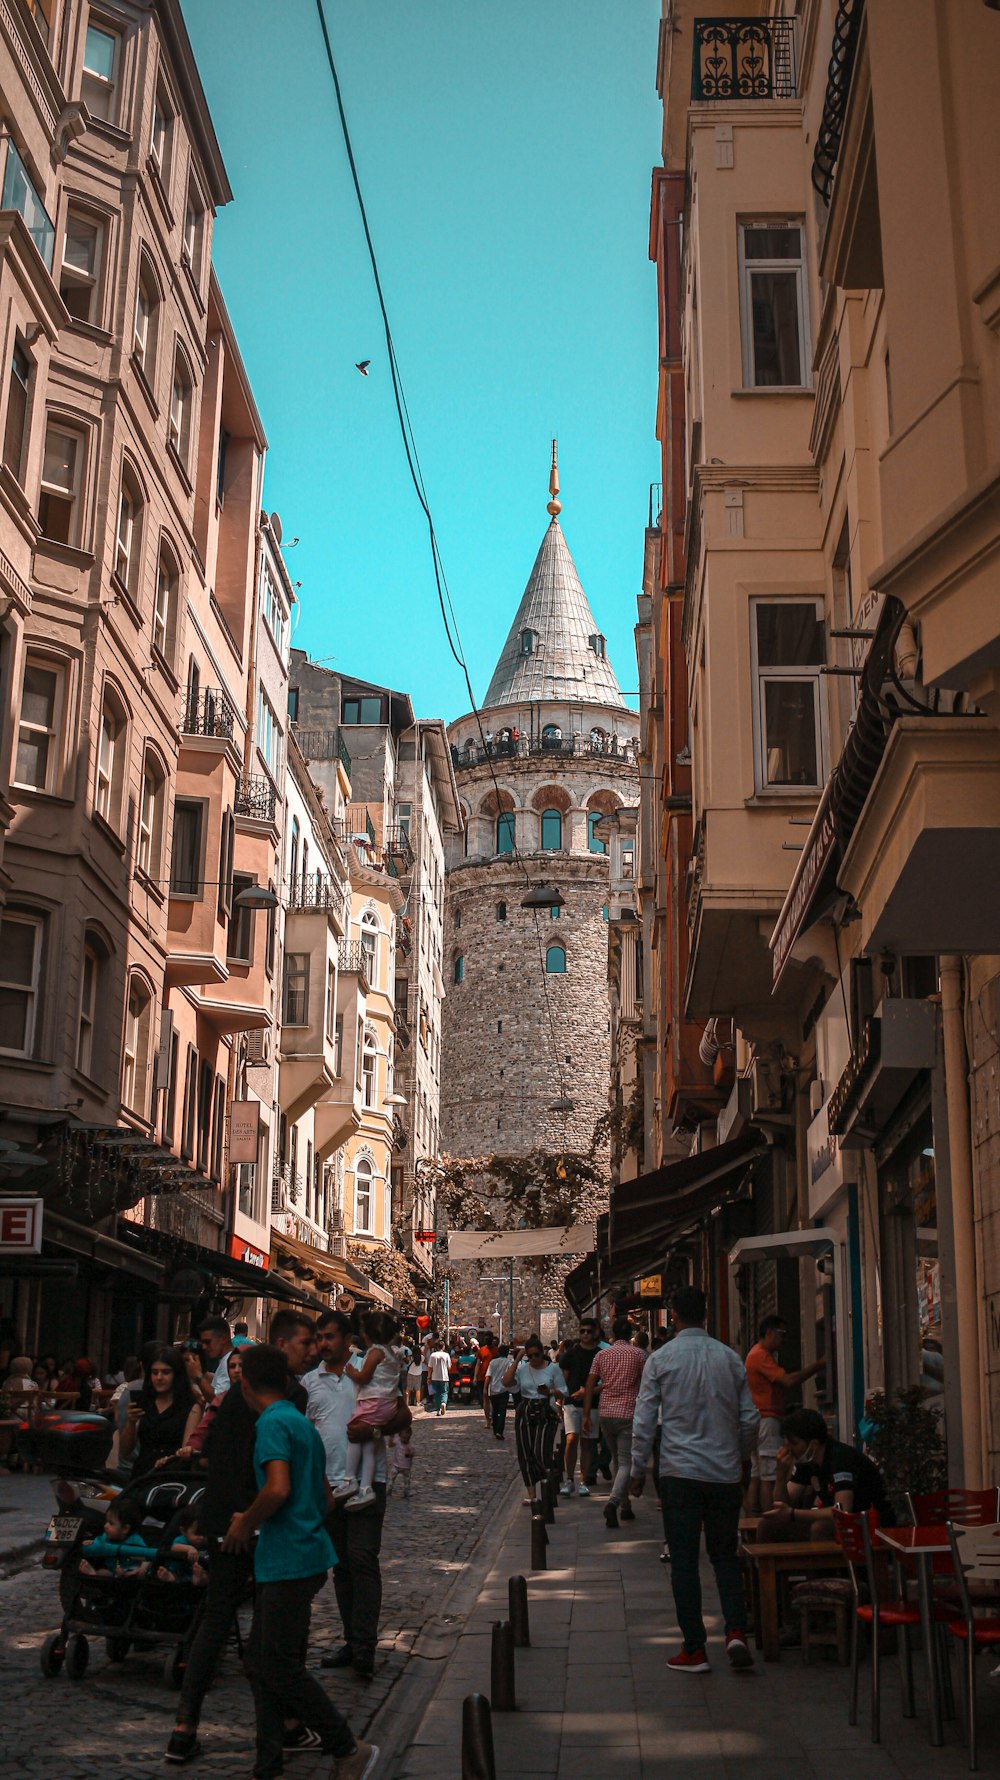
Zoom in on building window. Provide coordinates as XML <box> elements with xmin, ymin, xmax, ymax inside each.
<box><xmin>82</xmin><ymin>20</ymin><xmax>121</xmax><ymax>122</ymax></box>
<box><xmin>210</xmin><ymin>1076</ymin><xmax>225</xmax><ymax>1182</ymax></box>
<box><xmin>153</xmin><ymin>545</ymin><xmax>177</xmax><ymax>663</ymax></box>
<box><xmin>549</xmin><ymin>904</ymin><xmax>560</xmax><ymax>919</ymax></box>
<box><xmin>15</xmin><ymin>654</ymin><xmax>64</xmax><ymax>792</ymax></box>
<box><xmin>114</xmin><ymin>464</ymin><xmax>143</xmax><ymax>593</ymax></box>
<box><xmin>95</xmin><ymin>684</ymin><xmax>127</xmax><ymax>827</ymax></box>
<box><xmin>334</xmin><ymin>1012</ymin><xmax>344</xmax><ymax>1076</ymax></box>
<box><xmin>1</xmin><ymin>139</ymin><xmax>54</xmax><ymax>269</ymax></box>
<box><xmin>496</xmin><ymin>901</ymin><xmax>506</xmax><ymax>922</ymax></box>
<box><xmin>362</xmin><ymin>1026</ymin><xmax>378</xmax><ymax>1109</ymax></box>
<box><xmin>588</xmin><ymin>633</ymin><xmax>606</xmax><ymax>659</ymax></box>
<box><xmin>137</xmin><ymin>751</ymin><xmax>165</xmax><ymax>878</ymax></box>
<box><xmin>354</xmin><ymin>1158</ymin><xmax>374</xmax><ymax>1235</ymax></box>
<box><xmin>2</xmin><ymin>339</ymin><xmax>30</xmax><ymax>483</ymax></box>
<box><xmin>0</xmin><ymin>912</ymin><xmax>43</xmax><ymax>1055</ymax></box>
<box><xmin>288</xmin><ymin>816</ymin><xmax>300</xmax><ymax>892</ymax></box>
<box><xmin>496</xmin><ymin>812</ymin><xmax>515</xmax><ymax>855</ymax></box>
<box><xmin>218</xmin><ymin>808</ymin><xmax>235</xmax><ymax>920</ymax></box>
<box><xmin>169</xmin><ymin>798</ymin><xmax>204</xmax><ymax>896</ymax></box>
<box><xmin>180</xmin><ymin>1044</ymin><xmax>197</xmax><ymax>1159</ymax></box>
<box><xmin>261</xmin><ymin>564</ymin><xmax>288</xmax><ymax>656</ymax></box>
<box><xmin>256</xmin><ymin>687</ymin><xmax>280</xmax><ymax>778</ymax></box>
<box><xmin>738</xmin><ymin>221</ymin><xmax>809</xmax><ymax>389</ymax></box>
<box><xmin>326</xmin><ymin>961</ymin><xmax>336</xmax><ymax>1045</ymax></box>
<box><xmin>283</xmin><ymin>953</ymin><xmax>309</xmax><ymax>1025</ymax></box>
<box><xmin>540</xmin><ymin>808</ymin><xmax>563</xmax><ymax>850</ymax></box>
<box><xmin>342</xmin><ymin>695</ymin><xmax>383</xmax><ymax>725</ymax></box>
<box><xmin>360</xmin><ymin>910</ymin><xmax>378</xmax><ymax>984</ymax></box>
<box><xmin>520</xmin><ymin>629</ymin><xmax>536</xmax><ymax>656</ymax></box>
<box><xmin>149</xmin><ymin>83</ymin><xmax>172</xmax><ymax>182</ymax></box>
<box><xmin>133</xmin><ymin>259</ymin><xmax>159</xmax><ymax>382</ymax></box>
<box><xmin>168</xmin><ymin>348</ymin><xmax>193</xmax><ymax>466</ymax></box>
<box><xmin>59</xmin><ymin>209</ymin><xmax>103</xmax><ymax>324</ymax></box>
<box><xmin>453</xmin><ymin>953</ymin><xmax>464</xmax><ymax>985</ymax></box>
<box><xmin>76</xmin><ymin>939</ymin><xmax>102</xmax><ymax>1075</ymax></box>
<box><xmin>121</xmin><ymin>976</ymin><xmax>153</xmax><ymax>1117</ymax></box>
<box><xmin>587</xmin><ymin>812</ymin><xmax>607</xmax><ymax>855</ymax></box>
<box><xmin>25</xmin><ymin>0</ymin><xmax>54</xmax><ymax>48</ymax></box>
<box><xmin>229</xmin><ymin>872</ymin><xmax>255</xmax><ymax>963</ymax></box>
<box><xmin>750</xmin><ymin>599</ymin><xmax>826</xmax><ymax>790</ymax></box>
<box><xmin>196</xmin><ymin>1057</ymin><xmax>212</xmax><ymax>1171</ymax></box>
<box><xmin>38</xmin><ymin>421</ymin><xmax>83</xmax><ymax>545</ymax></box>
<box><xmin>545</xmin><ymin>944</ymin><xmax>566</xmax><ymax>975</ymax></box>
<box><xmin>621</xmin><ymin>847</ymin><xmax>634</xmax><ymax>878</ymax></box>
<box><xmin>265</xmin><ymin>887</ymin><xmax>277</xmax><ymax>977</ymax></box>
<box><xmin>183</xmin><ymin>181</ymin><xmax>204</xmax><ymax>278</ymax></box>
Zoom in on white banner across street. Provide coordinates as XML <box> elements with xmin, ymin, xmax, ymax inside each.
<box><xmin>447</xmin><ymin>1223</ymin><xmax>596</xmax><ymax>1260</ymax></box>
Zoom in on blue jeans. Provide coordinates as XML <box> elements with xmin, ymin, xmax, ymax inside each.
<box><xmin>430</xmin><ymin>1380</ymin><xmax>448</xmax><ymax>1411</ymax></box>
<box><xmin>659</xmin><ymin>1475</ymin><xmax>747</xmax><ymax>1653</ymax></box>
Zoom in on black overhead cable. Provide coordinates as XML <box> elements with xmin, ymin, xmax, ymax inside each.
<box><xmin>312</xmin><ymin>0</ymin><xmax>571</xmax><ymax>1103</ymax></box>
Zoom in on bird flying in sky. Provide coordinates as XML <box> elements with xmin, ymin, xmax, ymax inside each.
<box><xmin>355</xmin><ymin>360</ymin><xmax>370</xmax><ymax>376</ymax></box>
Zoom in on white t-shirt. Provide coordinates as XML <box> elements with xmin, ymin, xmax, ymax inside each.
<box><xmin>357</xmin><ymin>1345</ymin><xmax>406</xmax><ymax>1404</ymax></box>
<box><xmin>212</xmin><ymin>1349</ymin><xmax>234</xmax><ymax>1396</ymax></box>
<box><xmin>513</xmin><ymin>1359</ymin><xmax>567</xmax><ymax>1401</ymax></box>
<box><xmin>486</xmin><ymin>1355</ymin><xmax>511</xmax><ymax>1396</ymax></box>
<box><xmin>428</xmin><ymin>1348</ymin><xmax>451</xmax><ymax>1383</ymax></box>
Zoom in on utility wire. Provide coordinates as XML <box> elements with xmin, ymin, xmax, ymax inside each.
<box><xmin>313</xmin><ymin>0</ymin><xmax>572</xmax><ymax>1103</ymax></box>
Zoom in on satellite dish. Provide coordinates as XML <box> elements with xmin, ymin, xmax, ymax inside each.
<box><xmin>269</xmin><ymin>511</ymin><xmax>283</xmax><ymax>545</ymax></box>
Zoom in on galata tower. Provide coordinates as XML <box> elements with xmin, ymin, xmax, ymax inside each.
<box><xmin>441</xmin><ymin>448</ymin><xmax>639</xmax><ymax>1287</ymax></box>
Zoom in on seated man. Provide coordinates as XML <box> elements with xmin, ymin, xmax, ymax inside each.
<box><xmin>767</xmin><ymin>1406</ymin><xmax>894</xmax><ymax>1537</ymax></box>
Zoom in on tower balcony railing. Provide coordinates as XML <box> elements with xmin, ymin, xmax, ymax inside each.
<box><xmin>691</xmin><ymin>18</ymin><xmax>797</xmax><ymax>102</ymax></box>
<box><xmin>451</xmin><ymin>734</ymin><xmax>639</xmax><ymax>770</ymax></box>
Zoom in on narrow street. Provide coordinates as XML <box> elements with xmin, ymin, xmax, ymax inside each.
<box><xmin>0</xmin><ymin>1407</ymin><xmax>513</xmax><ymax>1778</ymax></box>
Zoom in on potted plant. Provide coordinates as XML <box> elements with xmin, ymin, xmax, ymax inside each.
<box><xmin>859</xmin><ymin>1386</ymin><xmax>946</xmax><ymax>1518</ymax></box>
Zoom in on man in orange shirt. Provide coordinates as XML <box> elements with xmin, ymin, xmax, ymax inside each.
<box><xmin>744</xmin><ymin>1317</ymin><xmax>824</xmax><ymax>1512</ymax></box>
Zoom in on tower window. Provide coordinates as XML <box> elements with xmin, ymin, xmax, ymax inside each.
<box><xmin>520</xmin><ymin>629</ymin><xmax>536</xmax><ymax>656</ymax></box>
<box><xmin>540</xmin><ymin>808</ymin><xmax>563</xmax><ymax>850</ymax></box>
<box><xmin>588</xmin><ymin>633</ymin><xmax>607</xmax><ymax>660</ymax></box>
<box><xmin>545</xmin><ymin>945</ymin><xmax>566</xmax><ymax>975</ymax></box>
<box><xmin>453</xmin><ymin>954</ymin><xmax>464</xmax><ymax>985</ymax></box>
<box><xmin>588</xmin><ymin>813</ymin><xmax>607</xmax><ymax>855</ymax></box>
<box><xmin>496</xmin><ymin>812</ymin><xmax>515</xmax><ymax>855</ymax></box>
<box><xmin>496</xmin><ymin>901</ymin><xmax>506</xmax><ymax>922</ymax></box>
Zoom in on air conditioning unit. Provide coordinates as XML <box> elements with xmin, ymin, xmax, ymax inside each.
<box><xmin>750</xmin><ymin>1055</ymin><xmax>784</xmax><ymax>1117</ymax></box>
<box><xmin>330</xmin><ymin>1233</ymin><xmax>347</xmax><ymax>1259</ymax></box>
<box><xmin>245</xmin><ymin>1030</ymin><xmax>271</xmax><ymax>1065</ymax></box>
<box><xmin>329</xmin><ymin>1209</ymin><xmax>344</xmax><ymax>1234</ymax></box>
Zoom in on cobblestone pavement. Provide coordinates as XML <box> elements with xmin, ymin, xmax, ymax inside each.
<box><xmin>0</xmin><ymin>1403</ymin><xmax>516</xmax><ymax>1778</ymax></box>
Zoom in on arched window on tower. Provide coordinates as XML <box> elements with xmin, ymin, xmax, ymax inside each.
<box><xmin>496</xmin><ymin>901</ymin><xmax>507</xmax><ymax>923</ymax></box>
<box><xmin>496</xmin><ymin>812</ymin><xmax>515</xmax><ymax>855</ymax></box>
<box><xmin>540</xmin><ymin>808</ymin><xmax>563</xmax><ymax>851</ymax></box>
<box><xmin>588</xmin><ymin>812</ymin><xmax>607</xmax><ymax>855</ymax></box>
<box><xmin>545</xmin><ymin>944</ymin><xmax>566</xmax><ymax>975</ymax></box>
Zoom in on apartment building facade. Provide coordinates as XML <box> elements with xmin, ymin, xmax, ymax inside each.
<box><xmin>623</xmin><ymin>0</ymin><xmax>1000</xmax><ymax>1475</ymax></box>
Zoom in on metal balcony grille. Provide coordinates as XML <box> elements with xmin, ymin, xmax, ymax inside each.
<box><xmin>338</xmin><ymin>942</ymin><xmax>371</xmax><ymax>991</ymax></box>
<box><xmin>287</xmin><ymin>874</ymin><xmax>341</xmax><ymax>913</ymax></box>
<box><xmin>691</xmin><ymin>18</ymin><xmax>796</xmax><ymax>101</ymax></box>
<box><xmin>235</xmin><ymin>773</ymin><xmax>276</xmax><ymax>822</ymax></box>
<box><xmin>181</xmin><ymin>687</ymin><xmax>235</xmax><ymax>739</ymax></box>
<box><xmin>290</xmin><ymin>727</ymin><xmax>352</xmax><ymax>775</ymax></box>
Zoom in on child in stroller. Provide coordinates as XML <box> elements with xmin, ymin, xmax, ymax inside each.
<box><xmin>78</xmin><ymin>1495</ymin><xmax>159</xmax><ymax>1576</ymax></box>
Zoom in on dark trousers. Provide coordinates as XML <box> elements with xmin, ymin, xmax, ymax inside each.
<box><xmin>244</xmin><ymin>1574</ymin><xmax>355</xmax><ymax>1779</ymax></box>
<box><xmin>327</xmin><ymin>1482</ymin><xmax>386</xmax><ymax>1660</ymax></box>
<box><xmin>178</xmin><ymin>1546</ymin><xmax>252</xmax><ymax>1726</ymax></box>
<box><xmin>490</xmin><ymin>1391</ymin><xmax>510</xmax><ymax>1435</ymax></box>
<box><xmin>660</xmin><ymin>1475</ymin><xmax>747</xmax><ymax>1653</ymax></box>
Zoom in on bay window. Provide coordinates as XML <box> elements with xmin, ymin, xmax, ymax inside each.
<box><xmin>750</xmin><ymin>599</ymin><xmax>826</xmax><ymax>790</ymax></box>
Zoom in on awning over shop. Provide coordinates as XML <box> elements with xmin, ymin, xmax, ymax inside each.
<box><xmin>564</xmin><ymin>1132</ymin><xmax>768</xmax><ymax>1315</ymax></box>
<box><xmin>115</xmin><ymin>1223</ymin><xmax>327</xmax><ymax>1309</ymax></box>
<box><xmin>269</xmin><ymin>1226</ymin><xmax>395</xmax><ymax>1307</ymax></box>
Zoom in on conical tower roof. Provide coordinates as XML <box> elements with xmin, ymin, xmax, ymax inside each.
<box><xmin>482</xmin><ymin>449</ymin><xmax>627</xmax><ymax>712</ymax></box>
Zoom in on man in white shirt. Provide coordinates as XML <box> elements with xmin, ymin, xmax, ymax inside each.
<box><xmin>427</xmin><ymin>1343</ymin><xmax>452</xmax><ymax>1415</ymax></box>
<box><xmin>305</xmin><ymin>1309</ymin><xmax>387</xmax><ymax>1682</ymax></box>
<box><xmin>190</xmin><ymin>1316</ymin><xmax>233</xmax><ymax>1408</ymax></box>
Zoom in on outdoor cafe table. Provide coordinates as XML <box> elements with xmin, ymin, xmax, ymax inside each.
<box><xmin>875</xmin><ymin>1524</ymin><xmax>950</xmax><ymax>1747</ymax></box>
<box><xmin>740</xmin><ymin>1537</ymin><xmax>846</xmax><ymax>1661</ymax></box>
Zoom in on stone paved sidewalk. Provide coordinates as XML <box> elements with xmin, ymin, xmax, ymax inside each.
<box><xmin>398</xmin><ymin>1479</ymin><xmax>1000</xmax><ymax>1779</ymax></box>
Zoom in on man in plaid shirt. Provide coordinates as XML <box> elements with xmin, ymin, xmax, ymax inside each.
<box><xmin>582</xmin><ymin>1316</ymin><xmax>647</xmax><ymax>1528</ymax></box>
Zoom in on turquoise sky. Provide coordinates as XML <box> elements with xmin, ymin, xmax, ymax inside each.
<box><xmin>180</xmin><ymin>1</ymin><xmax>662</xmax><ymax>721</ymax></box>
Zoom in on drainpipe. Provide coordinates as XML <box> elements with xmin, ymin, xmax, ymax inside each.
<box><xmin>939</xmin><ymin>955</ymin><xmax>983</xmax><ymax>1487</ymax></box>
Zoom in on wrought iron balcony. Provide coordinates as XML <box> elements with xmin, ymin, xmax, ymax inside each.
<box><xmin>338</xmin><ymin>941</ymin><xmax>371</xmax><ymax>991</ymax></box>
<box><xmin>691</xmin><ymin>18</ymin><xmax>796</xmax><ymax>101</ymax></box>
<box><xmin>291</xmin><ymin>726</ymin><xmax>352</xmax><ymax>777</ymax></box>
<box><xmin>287</xmin><ymin>873</ymin><xmax>341</xmax><ymax>914</ymax></box>
<box><xmin>812</xmin><ymin>0</ymin><xmax>863</xmax><ymax>204</ymax></box>
<box><xmin>235</xmin><ymin>773</ymin><xmax>277</xmax><ymax>823</ymax></box>
<box><xmin>391</xmin><ymin>1113</ymin><xmax>409</xmax><ymax>1151</ymax></box>
<box><xmin>393</xmin><ymin>1004</ymin><xmax>412</xmax><ymax>1046</ymax></box>
<box><xmin>648</xmin><ymin>483</ymin><xmax>663</xmax><ymax>529</ymax></box>
<box><xmin>181</xmin><ymin>686</ymin><xmax>235</xmax><ymax>740</ymax></box>
<box><xmin>395</xmin><ymin>917</ymin><xmax>413</xmax><ymax>958</ymax></box>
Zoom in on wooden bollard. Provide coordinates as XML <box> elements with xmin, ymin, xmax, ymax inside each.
<box><xmin>530</xmin><ymin>1512</ymin><xmax>547</xmax><ymax>1570</ymax></box>
<box><xmin>491</xmin><ymin>1618</ymin><xmax>516</xmax><ymax>1711</ymax></box>
<box><xmin>509</xmin><ymin>1573</ymin><xmax>530</xmax><ymax>1648</ymax></box>
<box><xmin>462</xmin><ymin>1693</ymin><xmax>497</xmax><ymax>1780</ymax></box>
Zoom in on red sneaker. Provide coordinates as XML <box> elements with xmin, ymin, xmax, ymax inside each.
<box><xmin>666</xmin><ymin>1648</ymin><xmax>710</xmax><ymax>1674</ymax></box>
<box><xmin>725</xmin><ymin>1629</ymin><xmax>754</xmax><ymax>1670</ymax></box>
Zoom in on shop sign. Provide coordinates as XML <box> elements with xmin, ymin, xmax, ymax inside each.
<box><xmin>639</xmin><ymin>1273</ymin><xmax>663</xmax><ymax>1298</ymax></box>
<box><xmin>771</xmin><ymin>787</ymin><xmax>838</xmax><ymax>985</ymax></box>
<box><xmin>229</xmin><ymin>1100</ymin><xmax>260</xmax><ymax>1165</ymax></box>
<box><xmin>0</xmin><ymin>1197</ymin><xmax>43</xmax><ymax>1252</ymax></box>
<box><xmin>807</xmin><ymin>1099</ymin><xmax>846</xmax><ymax>1220</ymax></box>
<box><xmin>828</xmin><ymin>1018</ymin><xmax>881</xmax><ymax>1136</ymax></box>
<box><xmin>228</xmin><ymin>1234</ymin><xmax>269</xmax><ymax>1270</ymax></box>
<box><xmin>414</xmin><ymin>1229</ymin><xmax>436</xmax><ymax>1243</ymax></box>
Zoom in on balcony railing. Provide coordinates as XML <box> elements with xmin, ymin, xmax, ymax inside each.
<box><xmin>812</xmin><ymin>0</ymin><xmax>863</xmax><ymax>204</ymax></box>
<box><xmin>648</xmin><ymin>483</ymin><xmax>663</xmax><ymax>530</ymax></box>
<box><xmin>1</xmin><ymin>139</ymin><xmax>54</xmax><ymax>269</ymax></box>
<box><xmin>287</xmin><ymin>874</ymin><xmax>341</xmax><ymax>913</ymax></box>
<box><xmin>181</xmin><ymin>687</ymin><xmax>235</xmax><ymax>740</ymax></box>
<box><xmin>391</xmin><ymin>1113</ymin><xmax>409</xmax><ymax>1151</ymax></box>
<box><xmin>393</xmin><ymin>1005</ymin><xmax>411</xmax><ymax>1046</ymax></box>
<box><xmin>235</xmin><ymin>773</ymin><xmax>277</xmax><ymax>823</ymax></box>
<box><xmin>452</xmin><ymin>735</ymin><xmax>638</xmax><ymax>771</ymax></box>
<box><xmin>338</xmin><ymin>942</ymin><xmax>371</xmax><ymax>991</ymax></box>
<box><xmin>291</xmin><ymin>726</ymin><xmax>352</xmax><ymax>777</ymax></box>
<box><xmin>271</xmin><ymin>1164</ymin><xmax>303</xmax><ymax>1213</ymax></box>
<box><xmin>691</xmin><ymin>18</ymin><xmax>796</xmax><ymax>102</ymax></box>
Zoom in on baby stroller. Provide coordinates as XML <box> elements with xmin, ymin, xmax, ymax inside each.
<box><xmin>40</xmin><ymin>1469</ymin><xmax>214</xmax><ymax>1688</ymax></box>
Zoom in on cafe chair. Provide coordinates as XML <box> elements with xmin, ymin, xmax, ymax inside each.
<box><xmin>945</xmin><ymin>1522</ymin><xmax>1000</xmax><ymax>1770</ymax></box>
<box><xmin>908</xmin><ymin>1489</ymin><xmax>1000</xmax><ymax>1528</ymax></box>
<box><xmin>834</xmin><ymin>1506</ymin><xmax>922</xmax><ymax>1743</ymax></box>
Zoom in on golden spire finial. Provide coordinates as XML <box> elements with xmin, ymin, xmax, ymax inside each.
<box><xmin>547</xmin><ymin>437</ymin><xmax>562</xmax><ymax>518</ymax></box>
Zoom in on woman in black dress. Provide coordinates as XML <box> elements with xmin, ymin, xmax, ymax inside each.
<box><xmin>120</xmin><ymin>1345</ymin><xmax>200</xmax><ymax>1477</ymax></box>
